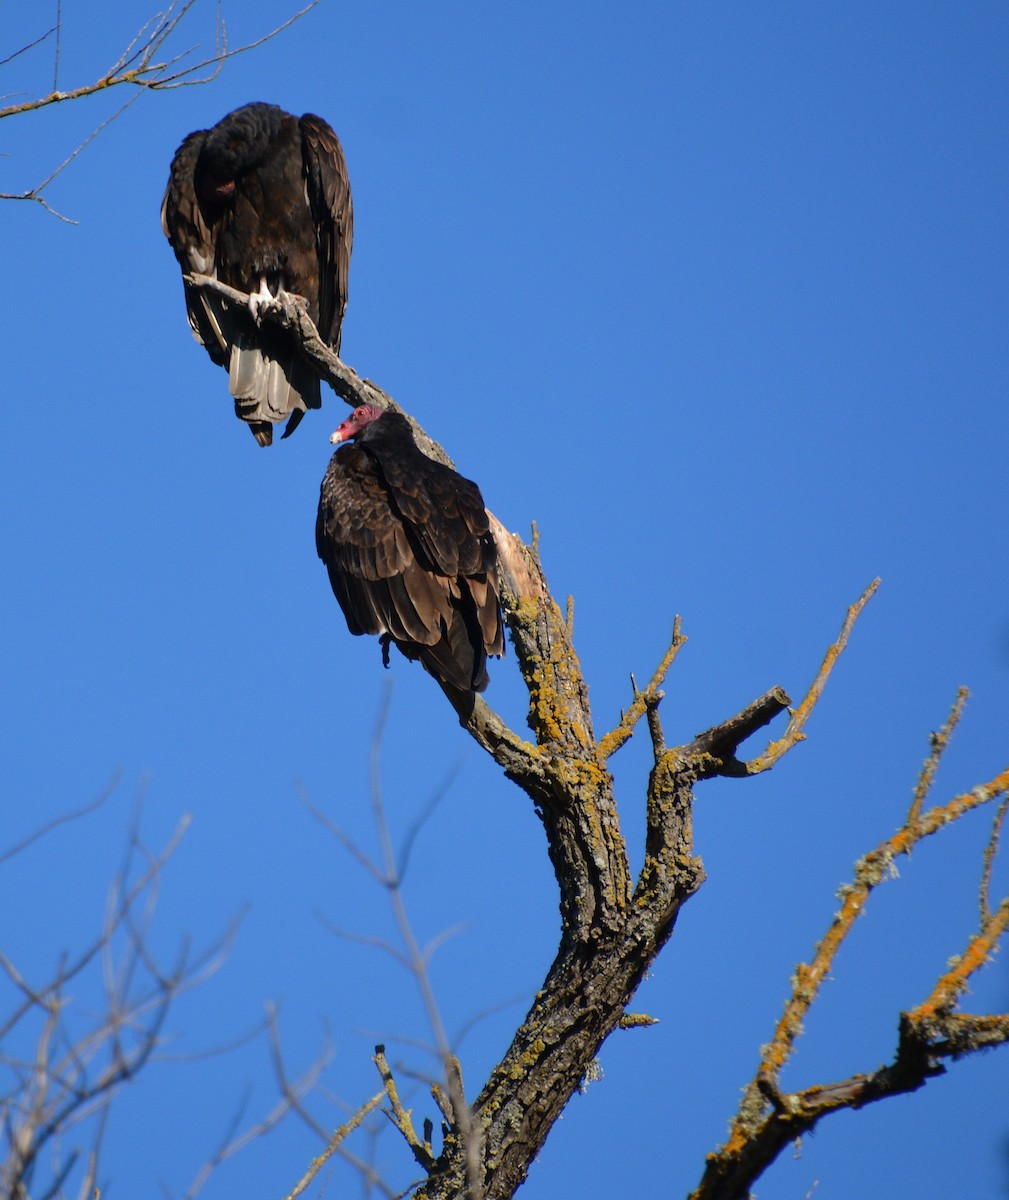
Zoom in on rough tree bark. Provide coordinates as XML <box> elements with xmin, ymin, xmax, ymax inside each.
<box><xmin>189</xmin><ymin>275</ymin><xmax>1009</xmax><ymax>1200</ymax></box>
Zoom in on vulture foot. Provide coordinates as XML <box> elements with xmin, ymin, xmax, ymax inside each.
<box><xmin>248</xmin><ymin>279</ymin><xmax>305</xmax><ymax>326</ymax></box>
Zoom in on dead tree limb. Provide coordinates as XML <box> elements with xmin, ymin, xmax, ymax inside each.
<box><xmin>691</xmin><ymin>701</ymin><xmax>1009</xmax><ymax>1200</ymax></box>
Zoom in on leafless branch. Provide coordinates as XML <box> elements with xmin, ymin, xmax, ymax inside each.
<box><xmin>0</xmin><ymin>774</ymin><xmax>118</xmax><ymax>868</ymax></box>
<box><xmin>981</xmin><ymin>795</ymin><xmax>1009</xmax><ymax>925</ymax></box>
<box><xmin>745</xmin><ymin>577</ymin><xmax>881</xmax><ymax>774</ymax></box>
<box><xmin>0</xmin><ymin>792</ymin><xmax>310</xmax><ymax>1200</ymax></box>
<box><xmin>908</xmin><ymin>685</ymin><xmax>969</xmax><ymax>827</ymax></box>
<box><xmin>282</xmin><ymin>1086</ymin><xmax>387</xmax><ymax>1200</ymax></box>
<box><xmin>0</xmin><ymin>24</ymin><xmax>57</xmax><ymax>70</ymax></box>
<box><xmin>182</xmin><ymin>1044</ymin><xmax>325</xmax><ymax>1200</ymax></box>
<box><xmin>0</xmin><ymin>0</ymin><xmax>319</xmax><ymax>119</ymax></box>
<box><xmin>0</xmin><ymin>88</ymin><xmax>146</xmax><ymax>222</ymax></box>
<box><xmin>598</xmin><ymin>617</ymin><xmax>686</xmax><ymax>760</ymax></box>
<box><xmin>373</xmin><ymin>1046</ymin><xmax>436</xmax><ymax>1172</ymax></box>
<box><xmin>1</xmin><ymin>810</ymin><xmax>199</xmax><ymax>1196</ymax></box>
<box><xmin>691</xmin><ymin>695</ymin><xmax>1009</xmax><ymax>1200</ymax></box>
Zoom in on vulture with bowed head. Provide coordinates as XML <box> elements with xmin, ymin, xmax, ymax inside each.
<box><xmin>316</xmin><ymin>406</ymin><xmax>504</xmax><ymax>693</ymax></box>
<box><xmin>162</xmin><ymin>102</ymin><xmax>353</xmax><ymax>445</ymax></box>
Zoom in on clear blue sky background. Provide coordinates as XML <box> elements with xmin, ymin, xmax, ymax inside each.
<box><xmin>2</xmin><ymin>1</ymin><xmax>1007</xmax><ymax>1196</ymax></box>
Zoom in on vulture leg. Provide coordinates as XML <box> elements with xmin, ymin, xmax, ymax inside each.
<box><xmin>248</xmin><ymin>277</ymin><xmax>275</xmax><ymax>322</ymax></box>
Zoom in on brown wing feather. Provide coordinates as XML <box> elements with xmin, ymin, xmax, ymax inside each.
<box><xmin>377</xmin><ymin>454</ymin><xmax>493</xmax><ymax>578</ymax></box>
<box><xmin>300</xmin><ymin>113</ymin><xmax>354</xmax><ymax>353</ymax></box>
<box><xmin>161</xmin><ymin>130</ymin><xmax>233</xmax><ymax>366</ymax></box>
<box><xmin>317</xmin><ymin>446</ymin><xmax>456</xmax><ymax>646</ymax></box>
<box><xmin>465</xmin><ymin>568</ymin><xmax>506</xmax><ymax>658</ymax></box>
<box><xmin>317</xmin><ymin>430</ymin><xmax>504</xmax><ymax>692</ymax></box>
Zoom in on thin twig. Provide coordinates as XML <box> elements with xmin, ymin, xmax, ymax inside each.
<box><xmin>597</xmin><ymin>618</ymin><xmax>686</xmax><ymax>760</ymax></box>
<box><xmin>0</xmin><ymin>777</ymin><xmax>118</xmax><ymax>868</ymax></box>
<box><xmin>0</xmin><ymin>25</ymin><xmax>58</xmax><ymax>69</ymax></box>
<box><xmin>908</xmin><ymin>687</ymin><xmax>969</xmax><ymax>828</ymax></box>
<box><xmin>746</xmin><ymin>578</ymin><xmax>880</xmax><ymax>773</ymax></box>
<box><xmin>373</xmin><ymin>1046</ymin><xmax>435</xmax><ymax>1171</ymax></box>
<box><xmin>282</xmin><ymin>1092</ymin><xmax>386</xmax><ymax>1200</ymax></box>
<box><xmin>755</xmin><ymin>763</ymin><xmax>1009</xmax><ymax>1091</ymax></box>
<box><xmin>980</xmin><ymin>797</ymin><xmax>1009</xmax><ymax>925</ymax></box>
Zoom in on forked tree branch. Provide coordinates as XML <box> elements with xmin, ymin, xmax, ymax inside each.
<box><xmin>0</xmin><ymin>808</ymin><xmax>231</xmax><ymax>1197</ymax></box>
<box><xmin>692</xmin><ymin>701</ymin><xmax>1009</xmax><ymax>1200</ymax></box>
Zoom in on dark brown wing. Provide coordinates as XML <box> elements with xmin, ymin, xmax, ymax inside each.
<box><xmin>300</xmin><ymin>114</ymin><xmax>354</xmax><ymax>353</ymax></box>
<box><xmin>316</xmin><ymin>443</ymin><xmax>503</xmax><ymax>692</ymax></box>
<box><xmin>316</xmin><ymin>445</ymin><xmax>457</xmax><ymax>646</ymax></box>
<box><xmin>160</xmin><ymin>129</ymin><xmax>231</xmax><ymax>367</ymax></box>
<box><xmin>370</xmin><ymin>436</ymin><xmax>505</xmax><ymax>673</ymax></box>
<box><xmin>377</xmin><ymin>452</ymin><xmax>496</xmax><ymax>579</ymax></box>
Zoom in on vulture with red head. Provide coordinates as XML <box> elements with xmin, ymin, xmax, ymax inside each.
<box><xmin>161</xmin><ymin>102</ymin><xmax>353</xmax><ymax>445</ymax></box>
<box><xmin>316</xmin><ymin>406</ymin><xmax>504</xmax><ymax>693</ymax></box>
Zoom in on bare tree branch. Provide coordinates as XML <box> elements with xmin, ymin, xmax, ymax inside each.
<box><xmin>0</xmin><ymin>24</ymin><xmax>57</xmax><ymax>70</ymax></box>
<box><xmin>691</xmin><ymin>693</ymin><xmax>1009</xmax><ymax>1200</ymax></box>
<box><xmin>909</xmin><ymin>685</ymin><xmax>969</xmax><ymax>828</ymax></box>
<box><xmin>374</xmin><ymin>1047</ymin><xmax>436</xmax><ymax>1173</ymax></box>
<box><xmin>980</xmin><ymin>795</ymin><xmax>1009</xmax><ymax>925</ymax></box>
<box><xmin>0</xmin><ymin>0</ymin><xmax>319</xmax><ymax>119</ymax></box>
<box><xmin>597</xmin><ymin>618</ymin><xmax>686</xmax><ymax>760</ymax></box>
<box><xmin>0</xmin><ymin>775</ymin><xmax>117</xmax><ymax>867</ymax></box>
<box><xmin>282</xmin><ymin>1087</ymin><xmax>387</xmax><ymax>1200</ymax></box>
<box><xmin>1</xmin><ymin>811</ymin><xmax>202</xmax><ymax>1195</ymax></box>
<box><xmin>745</xmin><ymin>577</ymin><xmax>881</xmax><ymax>774</ymax></box>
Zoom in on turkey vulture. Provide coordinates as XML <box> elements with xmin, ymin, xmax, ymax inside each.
<box><xmin>316</xmin><ymin>406</ymin><xmax>504</xmax><ymax>692</ymax></box>
<box><xmin>161</xmin><ymin>102</ymin><xmax>353</xmax><ymax>445</ymax></box>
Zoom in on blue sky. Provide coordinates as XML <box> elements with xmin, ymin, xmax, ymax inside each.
<box><xmin>2</xmin><ymin>1</ymin><xmax>1008</xmax><ymax>1196</ymax></box>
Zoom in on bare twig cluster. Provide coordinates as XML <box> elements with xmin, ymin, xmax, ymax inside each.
<box><xmin>0</xmin><ymin>796</ymin><xmax>227</xmax><ymax>1199</ymax></box>
<box><xmin>0</xmin><ymin>0</ymin><xmax>318</xmax><ymax>217</ymax></box>
<box><xmin>1</xmin><ymin>788</ymin><xmax>341</xmax><ymax>1200</ymax></box>
<box><xmin>182</xmin><ymin>276</ymin><xmax>1009</xmax><ymax>1199</ymax></box>
<box><xmin>295</xmin><ymin>694</ymin><xmax>485</xmax><ymax>1199</ymax></box>
<box><xmin>693</xmin><ymin>692</ymin><xmax>1009</xmax><ymax>1200</ymax></box>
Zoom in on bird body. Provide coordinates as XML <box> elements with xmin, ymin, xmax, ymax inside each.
<box><xmin>162</xmin><ymin>102</ymin><xmax>353</xmax><ymax>445</ymax></box>
<box><xmin>317</xmin><ymin>407</ymin><xmax>504</xmax><ymax>692</ymax></box>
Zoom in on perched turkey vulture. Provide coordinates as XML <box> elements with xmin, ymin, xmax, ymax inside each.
<box><xmin>316</xmin><ymin>406</ymin><xmax>504</xmax><ymax>692</ymax></box>
<box><xmin>161</xmin><ymin>102</ymin><xmax>353</xmax><ymax>445</ymax></box>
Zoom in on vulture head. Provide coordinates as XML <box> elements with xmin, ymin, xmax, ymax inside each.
<box><xmin>330</xmin><ymin>404</ymin><xmax>387</xmax><ymax>444</ymax></box>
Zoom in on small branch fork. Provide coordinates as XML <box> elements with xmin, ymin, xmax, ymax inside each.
<box><xmin>184</xmin><ymin>284</ymin><xmax>1009</xmax><ymax>1200</ymax></box>
<box><xmin>0</xmin><ymin>806</ymin><xmax>249</xmax><ymax>1199</ymax></box>
<box><xmin>691</xmin><ymin>695</ymin><xmax>1009</xmax><ymax>1200</ymax></box>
